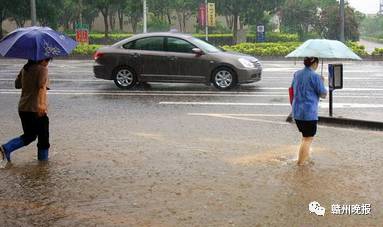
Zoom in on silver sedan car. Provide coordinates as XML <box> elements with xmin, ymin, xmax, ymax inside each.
<box><xmin>93</xmin><ymin>32</ymin><xmax>262</xmax><ymax>90</ymax></box>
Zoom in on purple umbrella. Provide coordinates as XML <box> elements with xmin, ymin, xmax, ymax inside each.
<box><xmin>0</xmin><ymin>26</ymin><xmax>77</xmax><ymax>61</ymax></box>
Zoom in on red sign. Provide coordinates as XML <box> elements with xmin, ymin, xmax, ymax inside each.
<box><xmin>76</xmin><ymin>29</ymin><xmax>89</xmax><ymax>44</ymax></box>
<box><xmin>198</xmin><ymin>3</ymin><xmax>206</xmax><ymax>27</ymax></box>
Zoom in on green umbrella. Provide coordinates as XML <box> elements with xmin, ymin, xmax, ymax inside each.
<box><xmin>286</xmin><ymin>39</ymin><xmax>362</xmax><ymax>60</ymax></box>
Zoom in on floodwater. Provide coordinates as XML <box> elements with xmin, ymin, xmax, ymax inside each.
<box><xmin>1</xmin><ymin>116</ymin><xmax>382</xmax><ymax>226</ymax></box>
<box><xmin>1</xmin><ymin>58</ymin><xmax>383</xmax><ymax>226</ymax></box>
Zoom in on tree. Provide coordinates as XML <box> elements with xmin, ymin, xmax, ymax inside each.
<box><xmin>316</xmin><ymin>2</ymin><xmax>363</xmax><ymax>41</ymax></box>
<box><xmin>36</xmin><ymin>0</ymin><xmax>65</xmax><ymax>29</ymax></box>
<box><xmin>6</xmin><ymin>0</ymin><xmax>29</xmax><ymax>27</ymax></box>
<box><xmin>125</xmin><ymin>0</ymin><xmax>142</xmax><ymax>34</ymax></box>
<box><xmin>280</xmin><ymin>0</ymin><xmax>318</xmax><ymax>40</ymax></box>
<box><xmin>171</xmin><ymin>0</ymin><xmax>199</xmax><ymax>32</ymax></box>
<box><xmin>213</xmin><ymin>0</ymin><xmax>283</xmax><ymax>43</ymax></box>
<box><xmin>0</xmin><ymin>0</ymin><xmax>9</xmax><ymax>39</ymax></box>
<box><xmin>85</xmin><ymin>0</ymin><xmax>119</xmax><ymax>37</ymax></box>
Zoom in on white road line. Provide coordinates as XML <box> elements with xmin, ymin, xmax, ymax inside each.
<box><xmin>188</xmin><ymin>113</ymin><xmax>383</xmax><ymax>134</ymax></box>
<box><xmin>189</xmin><ymin>113</ymin><xmax>287</xmax><ymax>117</ymax></box>
<box><xmin>161</xmin><ymin>102</ymin><xmax>383</xmax><ymax>108</ymax></box>
<box><xmin>1</xmin><ymin>89</ymin><xmax>383</xmax><ymax>99</ymax></box>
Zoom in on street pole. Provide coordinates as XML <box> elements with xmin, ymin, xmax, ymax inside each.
<box><xmin>31</xmin><ymin>0</ymin><xmax>37</xmax><ymax>26</ymax></box>
<box><xmin>205</xmin><ymin>0</ymin><xmax>208</xmax><ymax>41</ymax></box>
<box><xmin>79</xmin><ymin>0</ymin><xmax>83</xmax><ymax>25</ymax></box>
<box><xmin>143</xmin><ymin>0</ymin><xmax>147</xmax><ymax>33</ymax></box>
<box><xmin>340</xmin><ymin>0</ymin><xmax>345</xmax><ymax>42</ymax></box>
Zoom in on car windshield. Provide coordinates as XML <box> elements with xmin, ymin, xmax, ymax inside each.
<box><xmin>189</xmin><ymin>37</ymin><xmax>223</xmax><ymax>53</ymax></box>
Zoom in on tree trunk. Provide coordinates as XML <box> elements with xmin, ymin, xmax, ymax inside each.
<box><xmin>118</xmin><ymin>9</ymin><xmax>124</xmax><ymax>31</ymax></box>
<box><xmin>177</xmin><ymin>12</ymin><xmax>183</xmax><ymax>32</ymax></box>
<box><xmin>183</xmin><ymin>12</ymin><xmax>187</xmax><ymax>33</ymax></box>
<box><xmin>225</xmin><ymin>15</ymin><xmax>233</xmax><ymax>31</ymax></box>
<box><xmin>101</xmin><ymin>8</ymin><xmax>109</xmax><ymax>38</ymax></box>
<box><xmin>166</xmin><ymin>12</ymin><xmax>172</xmax><ymax>25</ymax></box>
<box><xmin>233</xmin><ymin>13</ymin><xmax>239</xmax><ymax>44</ymax></box>
<box><xmin>109</xmin><ymin>11</ymin><xmax>116</xmax><ymax>32</ymax></box>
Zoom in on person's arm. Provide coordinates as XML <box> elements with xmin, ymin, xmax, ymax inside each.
<box><xmin>315</xmin><ymin>74</ymin><xmax>327</xmax><ymax>99</ymax></box>
<box><xmin>15</xmin><ymin>70</ymin><xmax>22</xmax><ymax>89</ymax></box>
<box><xmin>37</xmin><ymin>67</ymin><xmax>48</xmax><ymax>116</ymax></box>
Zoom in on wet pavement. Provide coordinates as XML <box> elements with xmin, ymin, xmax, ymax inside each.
<box><xmin>0</xmin><ymin>59</ymin><xmax>383</xmax><ymax>226</ymax></box>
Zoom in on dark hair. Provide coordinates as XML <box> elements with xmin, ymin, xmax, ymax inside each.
<box><xmin>23</xmin><ymin>60</ymin><xmax>38</xmax><ymax>71</ymax></box>
<box><xmin>304</xmin><ymin>57</ymin><xmax>319</xmax><ymax>67</ymax></box>
<box><xmin>23</xmin><ymin>58</ymin><xmax>52</xmax><ymax>71</ymax></box>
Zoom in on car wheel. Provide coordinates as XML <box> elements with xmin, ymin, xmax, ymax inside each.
<box><xmin>212</xmin><ymin>67</ymin><xmax>237</xmax><ymax>90</ymax></box>
<box><xmin>113</xmin><ymin>67</ymin><xmax>137</xmax><ymax>89</ymax></box>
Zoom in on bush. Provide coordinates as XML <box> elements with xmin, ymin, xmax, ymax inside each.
<box><xmin>72</xmin><ymin>44</ymin><xmax>102</xmax><ymax>56</ymax></box>
<box><xmin>222</xmin><ymin>42</ymin><xmax>302</xmax><ymax>56</ymax></box>
<box><xmin>346</xmin><ymin>41</ymin><xmax>369</xmax><ymax>56</ymax></box>
<box><xmin>372</xmin><ymin>48</ymin><xmax>383</xmax><ymax>56</ymax></box>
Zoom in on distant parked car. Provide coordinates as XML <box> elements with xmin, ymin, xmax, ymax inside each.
<box><xmin>93</xmin><ymin>32</ymin><xmax>262</xmax><ymax>90</ymax></box>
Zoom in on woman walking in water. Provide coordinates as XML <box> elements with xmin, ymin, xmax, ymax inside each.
<box><xmin>1</xmin><ymin>58</ymin><xmax>51</xmax><ymax>165</ymax></box>
<box><xmin>291</xmin><ymin>57</ymin><xmax>327</xmax><ymax>165</ymax></box>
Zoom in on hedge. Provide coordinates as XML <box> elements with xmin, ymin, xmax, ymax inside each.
<box><xmin>68</xmin><ymin>32</ymin><xmax>300</xmax><ymax>46</ymax></box>
<box><xmin>70</xmin><ymin>41</ymin><xmax>368</xmax><ymax>58</ymax></box>
<box><xmin>221</xmin><ymin>42</ymin><xmax>302</xmax><ymax>56</ymax></box>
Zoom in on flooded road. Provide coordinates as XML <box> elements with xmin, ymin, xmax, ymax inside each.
<box><xmin>1</xmin><ymin>59</ymin><xmax>383</xmax><ymax>226</ymax></box>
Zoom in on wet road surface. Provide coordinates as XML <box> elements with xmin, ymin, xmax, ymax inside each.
<box><xmin>0</xmin><ymin>59</ymin><xmax>383</xmax><ymax>226</ymax></box>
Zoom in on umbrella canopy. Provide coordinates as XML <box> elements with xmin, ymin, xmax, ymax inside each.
<box><xmin>285</xmin><ymin>39</ymin><xmax>362</xmax><ymax>60</ymax></box>
<box><xmin>0</xmin><ymin>26</ymin><xmax>77</xmax><ymax>61</ymax></box>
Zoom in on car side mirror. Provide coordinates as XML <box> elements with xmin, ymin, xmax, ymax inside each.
<box><xmin>192</xmin><ymin>48</ymin><xmax>204</xmax><ymax>56</ymax></box>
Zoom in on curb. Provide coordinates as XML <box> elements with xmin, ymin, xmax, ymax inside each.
<box><xmin>286</xmin><ymin>114</ymin><xmax>383</xmax><ymax>131</ymax></box>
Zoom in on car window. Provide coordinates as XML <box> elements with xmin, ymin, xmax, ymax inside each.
<box><xmin>166</xmin><ymin>37</ymin><xmax>195</xmax><ymax>53</ymax></box>
<box><xmin>131</xmin><ymin>37</ymin><xmax>164</xmax><ymax>51</ymax></box>
<box><xmin>122</xmin><ymin>41</ymin><xmax>134</xmax><ymax>49</ymax></box>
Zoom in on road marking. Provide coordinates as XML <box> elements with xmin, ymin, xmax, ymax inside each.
<box><xmin>1</xmin><ymin>89</ymin><xmax>383</xmax><ymax>99</ymax></box>
<box><xmin>161</xmin><ymin>102</ymin><xmax>383</xmax><ymax>108</ymax></box>
<box><xmin>188</xmin><ymin>113</ymin><xmax>383</xmax><ymax>134</ymax></box>
<box><xmin>188</xmin><ymin>113</ymin><xmax>290</xmax><ymax>125</ymax></box>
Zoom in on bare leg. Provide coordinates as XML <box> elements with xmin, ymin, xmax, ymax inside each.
<box><xmin>297</xmin><ymin>137</ymin><xmax>314</xmax><ymax>165</ymax></box>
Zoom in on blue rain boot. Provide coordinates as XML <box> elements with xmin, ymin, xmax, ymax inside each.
<box><xmin>2</xmin><ymin>137</ymin><xmax>25</xmax><ymax>161</ymax></box>
<box><xmin>37</xmin><ymin>149</ymin><xmax>49</xmax><ymax>161</ymax></box>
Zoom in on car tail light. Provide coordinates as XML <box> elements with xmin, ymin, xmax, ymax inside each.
<box><xmin>94</xmin><ymin>51</ymin><xmax>104</xmax><ymax>60</ymax></box>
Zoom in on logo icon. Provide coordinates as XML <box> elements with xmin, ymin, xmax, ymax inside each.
<box><xmin>309</xmin><ymin>201</ymin><xmax>326</xmax><ymax>216</ymax></box>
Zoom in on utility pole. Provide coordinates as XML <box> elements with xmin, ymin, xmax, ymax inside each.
<box><xmin>79</xmin><ymin>0</ymin><xmax>83</xmax><ymax>25</ymax></box>
<box><xmin>143</xmin><ymin>0</ymin><xmax>147</xmax><ymax>33</ymax></box>
<box><xmin>31</xmin><ymin>0</ymin><xmax>37</xmax><ymax>26</ymax></box>
<box><xmin>340</xmin><ymin>0</ymin><xmax>345</xmax><ymax>42</ymax></box>
<box><xmin>205</xmin><ymin>0</ymin><xmax>208</xmax><ymax>41</ymax></box>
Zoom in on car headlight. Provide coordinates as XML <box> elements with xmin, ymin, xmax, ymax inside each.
<box><xmin>238</xmin><ymin>58</ymin><xmax>255</xmax><ymax>68</ymax></box>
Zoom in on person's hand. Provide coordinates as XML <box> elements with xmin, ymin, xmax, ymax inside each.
<box><xmin>37</xmin><ymin>107</ymin><xmax>47</xmax><ymax>117</ymax></box>
<box><xmin>320</xmin><ymin>75</ymin><xmax>325</xmax><ymax>81</ymax></box>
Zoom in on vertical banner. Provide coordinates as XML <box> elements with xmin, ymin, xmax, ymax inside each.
<box><xmin>207</xmin><ymin>3</ymin><xmax>216</xmax><ymax>27</ymax></box>
<box><xmin>75</xmin><ymin>23</ymin><xmax>89</xmax><ymax>44</ymax></box>
<box><xmin>198</xmin><ymin>3</ymin><xmax>206</xmax><ymax>27</ymax></box>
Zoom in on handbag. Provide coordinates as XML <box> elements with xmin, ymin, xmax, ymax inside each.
<box><xmin>288</xmin><ymin>87</ymin><xmax>294</xmax><ymax>105</ymax></box>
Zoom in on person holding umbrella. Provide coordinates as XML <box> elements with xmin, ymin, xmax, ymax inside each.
<box><xmin>0</xmin><ymin>27</ymin><xmax>77</xmax><ymax>165</ymax></box>
<box><xmin>291</xmin><ymin>57</ymin><xmax>327</xmax><ymax>166</ymax></box>
<box><xmin>1</xmin><ymin>58</ymin><xmax>52</xmax><ymax>163</ymax></box>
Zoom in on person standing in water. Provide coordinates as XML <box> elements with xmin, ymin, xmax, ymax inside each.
<box><xmin>1</xmin><ymin>58</ymin><xmax>51</xmax><ymax>165</ymax></box>
<box><xmin>291</xmin><ymin>57</ymin><xmax>327</xmax><ymax>165</ymax></box>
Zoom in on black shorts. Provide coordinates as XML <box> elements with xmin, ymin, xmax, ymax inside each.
<box><xmin>295</xmin><ymin>120</ymin><xmax>317</xmax><ymax>137</ymax></box>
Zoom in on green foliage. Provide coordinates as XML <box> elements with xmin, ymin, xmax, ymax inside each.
<box><xmin>222</xmin><ymin>42</ymin><xmax>302</xmax><ymax>56</ymax></box>
<box><xmin>371</xmin><ymin>48</ymin><xmax>383</xmax><ymax>56</ymax></box>
<box><xmin>72</xmin><ymin>44</ymin><xmax>102</xmax><ymax>55</ymax></box>
<box><xmin>346</xmin><ymin>41</ymin><xmax>368</xmax><ymax>56</ymax></box>
<box><xmin>360</xmin><ymin>15</ymin><xmax>383</xmax><ymax>39</ymax></box>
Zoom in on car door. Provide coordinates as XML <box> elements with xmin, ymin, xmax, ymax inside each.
<box><xmin>129</xmin><ymin>36</ymin><xmax>170</xmax><ymax>82</ymax></box>
<box><xmin>165</xmin><ymin>37</ymin><xmax>210</xmax><ymax>82</ymax></box>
